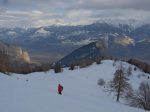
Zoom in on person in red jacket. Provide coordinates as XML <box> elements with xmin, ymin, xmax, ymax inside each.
<box><xmin>58</xmin><ymin>84</ymin><xmax>63</xmax><ymax>95</ymax></box>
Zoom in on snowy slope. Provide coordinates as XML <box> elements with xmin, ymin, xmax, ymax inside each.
<box><xmin>0</xmin><ymin>60</ymin><xmax>148</xmax><ymax>112</ymax></box>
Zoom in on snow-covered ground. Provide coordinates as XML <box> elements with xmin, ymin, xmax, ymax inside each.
<box><xmin>0</xmin><ymin>60</ymin><xmax>149</xmax><ymax>112</ymax></box>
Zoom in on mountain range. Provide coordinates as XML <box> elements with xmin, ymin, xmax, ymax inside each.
<box><xmin>0</xmin><ymin>23</ymin><xmax>150</xmax><ymax>63</ymax></box>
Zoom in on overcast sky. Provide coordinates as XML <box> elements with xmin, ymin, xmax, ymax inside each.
<box><xmin>0</xmin><ymin>0</ymin><xmax>150</xmax><ymax>28</ymax></box>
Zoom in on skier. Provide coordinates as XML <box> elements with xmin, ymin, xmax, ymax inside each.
<box><xmin>58</xmin><ymin>84</ymin><xmax>63</xmax><ymax>95</ymax></box>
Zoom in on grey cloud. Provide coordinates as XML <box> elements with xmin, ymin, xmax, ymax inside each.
<box><xmin>0</xmin><ymin>10</ymin><xmax>65</xmax><ymax>27</ymax></box>
<box><xmin>1</xmin><ymin>9</ymin><xmax>150</xmax><ymax>28</ymax></box>
<box><xmin>0</xmin><ymin>0</ymin><xmax>150</xmax><ymax>27</ymax></box>
<box><xmin>74</xmin><ymin>0</ymin><xmax>150</xmax><ymax>10</ymax></box>
<box><xmin>1</xmin><ymin>0</ymin><xmax>75</xmax><ymax>11</ymax></box>
<box><xmin>1</xmin><ymin>0</ymin><xmax>150</xmax><ymax>10</ymax></box>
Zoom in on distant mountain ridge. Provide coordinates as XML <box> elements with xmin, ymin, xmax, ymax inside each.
<box><xmin>57</xmin><ymin>38</ymin><xmax>150</xmax><ymax>66</ymax></box>
<box><xmin>0</xmin><ymin>23</ymin><xmax>150</xmax><ymax>62</ymax></box>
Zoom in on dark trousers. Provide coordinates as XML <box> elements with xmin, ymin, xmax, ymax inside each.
<box><xmin>58</xmin><ymin>91</ymin><xmax>62</xmax><ymax>95</ymax></box>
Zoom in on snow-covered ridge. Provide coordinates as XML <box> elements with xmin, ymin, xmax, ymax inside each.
<box><xmin>0</xmin><ymin>60</ymin><xmax>148</xmax><ymax>112</ymax></box>
<box><xmin>35</xmin><ymin>28</ymin><xmax>50</xmax><ymax>34</ymax></box>
<box><xmin>31</xmin><ymin>28</ymin><xmax>51</xmax><ymax>38</ymax></box>
<box><xmin>61</xmin><ymin>38</ymin><xmax>95</xmax><ymax>45</ymax></box>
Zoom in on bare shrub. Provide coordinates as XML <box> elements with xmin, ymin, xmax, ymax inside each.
<box><xmin>112</xmin><ymin>61</ymin><xmax>116</xmax><ymax>67</ymax></box>
<box><xmin>127</xmin><ymin>66</ymin><xmax>132</xmax><ymax>77</ymax></box>
<box><xmin>134</xmin><ymin>67</ymin><xmax>137</xmax><ymax>71</ymax></box>
<box><xmin>95</xmin><ymin>57</ymin><xmax>101</xmax><ymax>64</ymax></box>
<box><xmin>126</xmin><ymin>81</ymin><xmax>150</xmax><ymax>111</ymax></box>
<box><xmin>69</xmin><ymin>64</ymin><xmax>75</xmax><ymax>70</ymax></box>
<box><xmin>97</xmin><ymin>78</ymin><xmax>106</xmax><ymax>86</ymax></box>
<box><xmin>54</xmin><ymin>64</ymin><xmax>62</xmax><ymax>73</ymax></box>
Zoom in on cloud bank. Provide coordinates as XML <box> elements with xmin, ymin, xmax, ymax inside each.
<box><xmin>0</xmin><ymin>0</ymin><xmax>150</xmax><ymax>27</ymax></box>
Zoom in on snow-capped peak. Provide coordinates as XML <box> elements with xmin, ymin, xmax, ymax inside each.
<box><xmin>35</xmin><ymin>28</ymin><xmax>50</xmax><ymax>34</ymax></box>
<box><xmin>7</xmin><ymin>31</ymin><xmax>17</xmax><ymax>36</ymax></box>
<box><xmin>31</xmin><ymin>28</ymin><xmax>51</xmax><ymax>38</ymax></box>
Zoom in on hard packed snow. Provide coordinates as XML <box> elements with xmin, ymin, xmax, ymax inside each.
<box><xmin>0</xmin><ymin>60</ymin><xmax>148</xmax><ymax>112</ymax></box>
